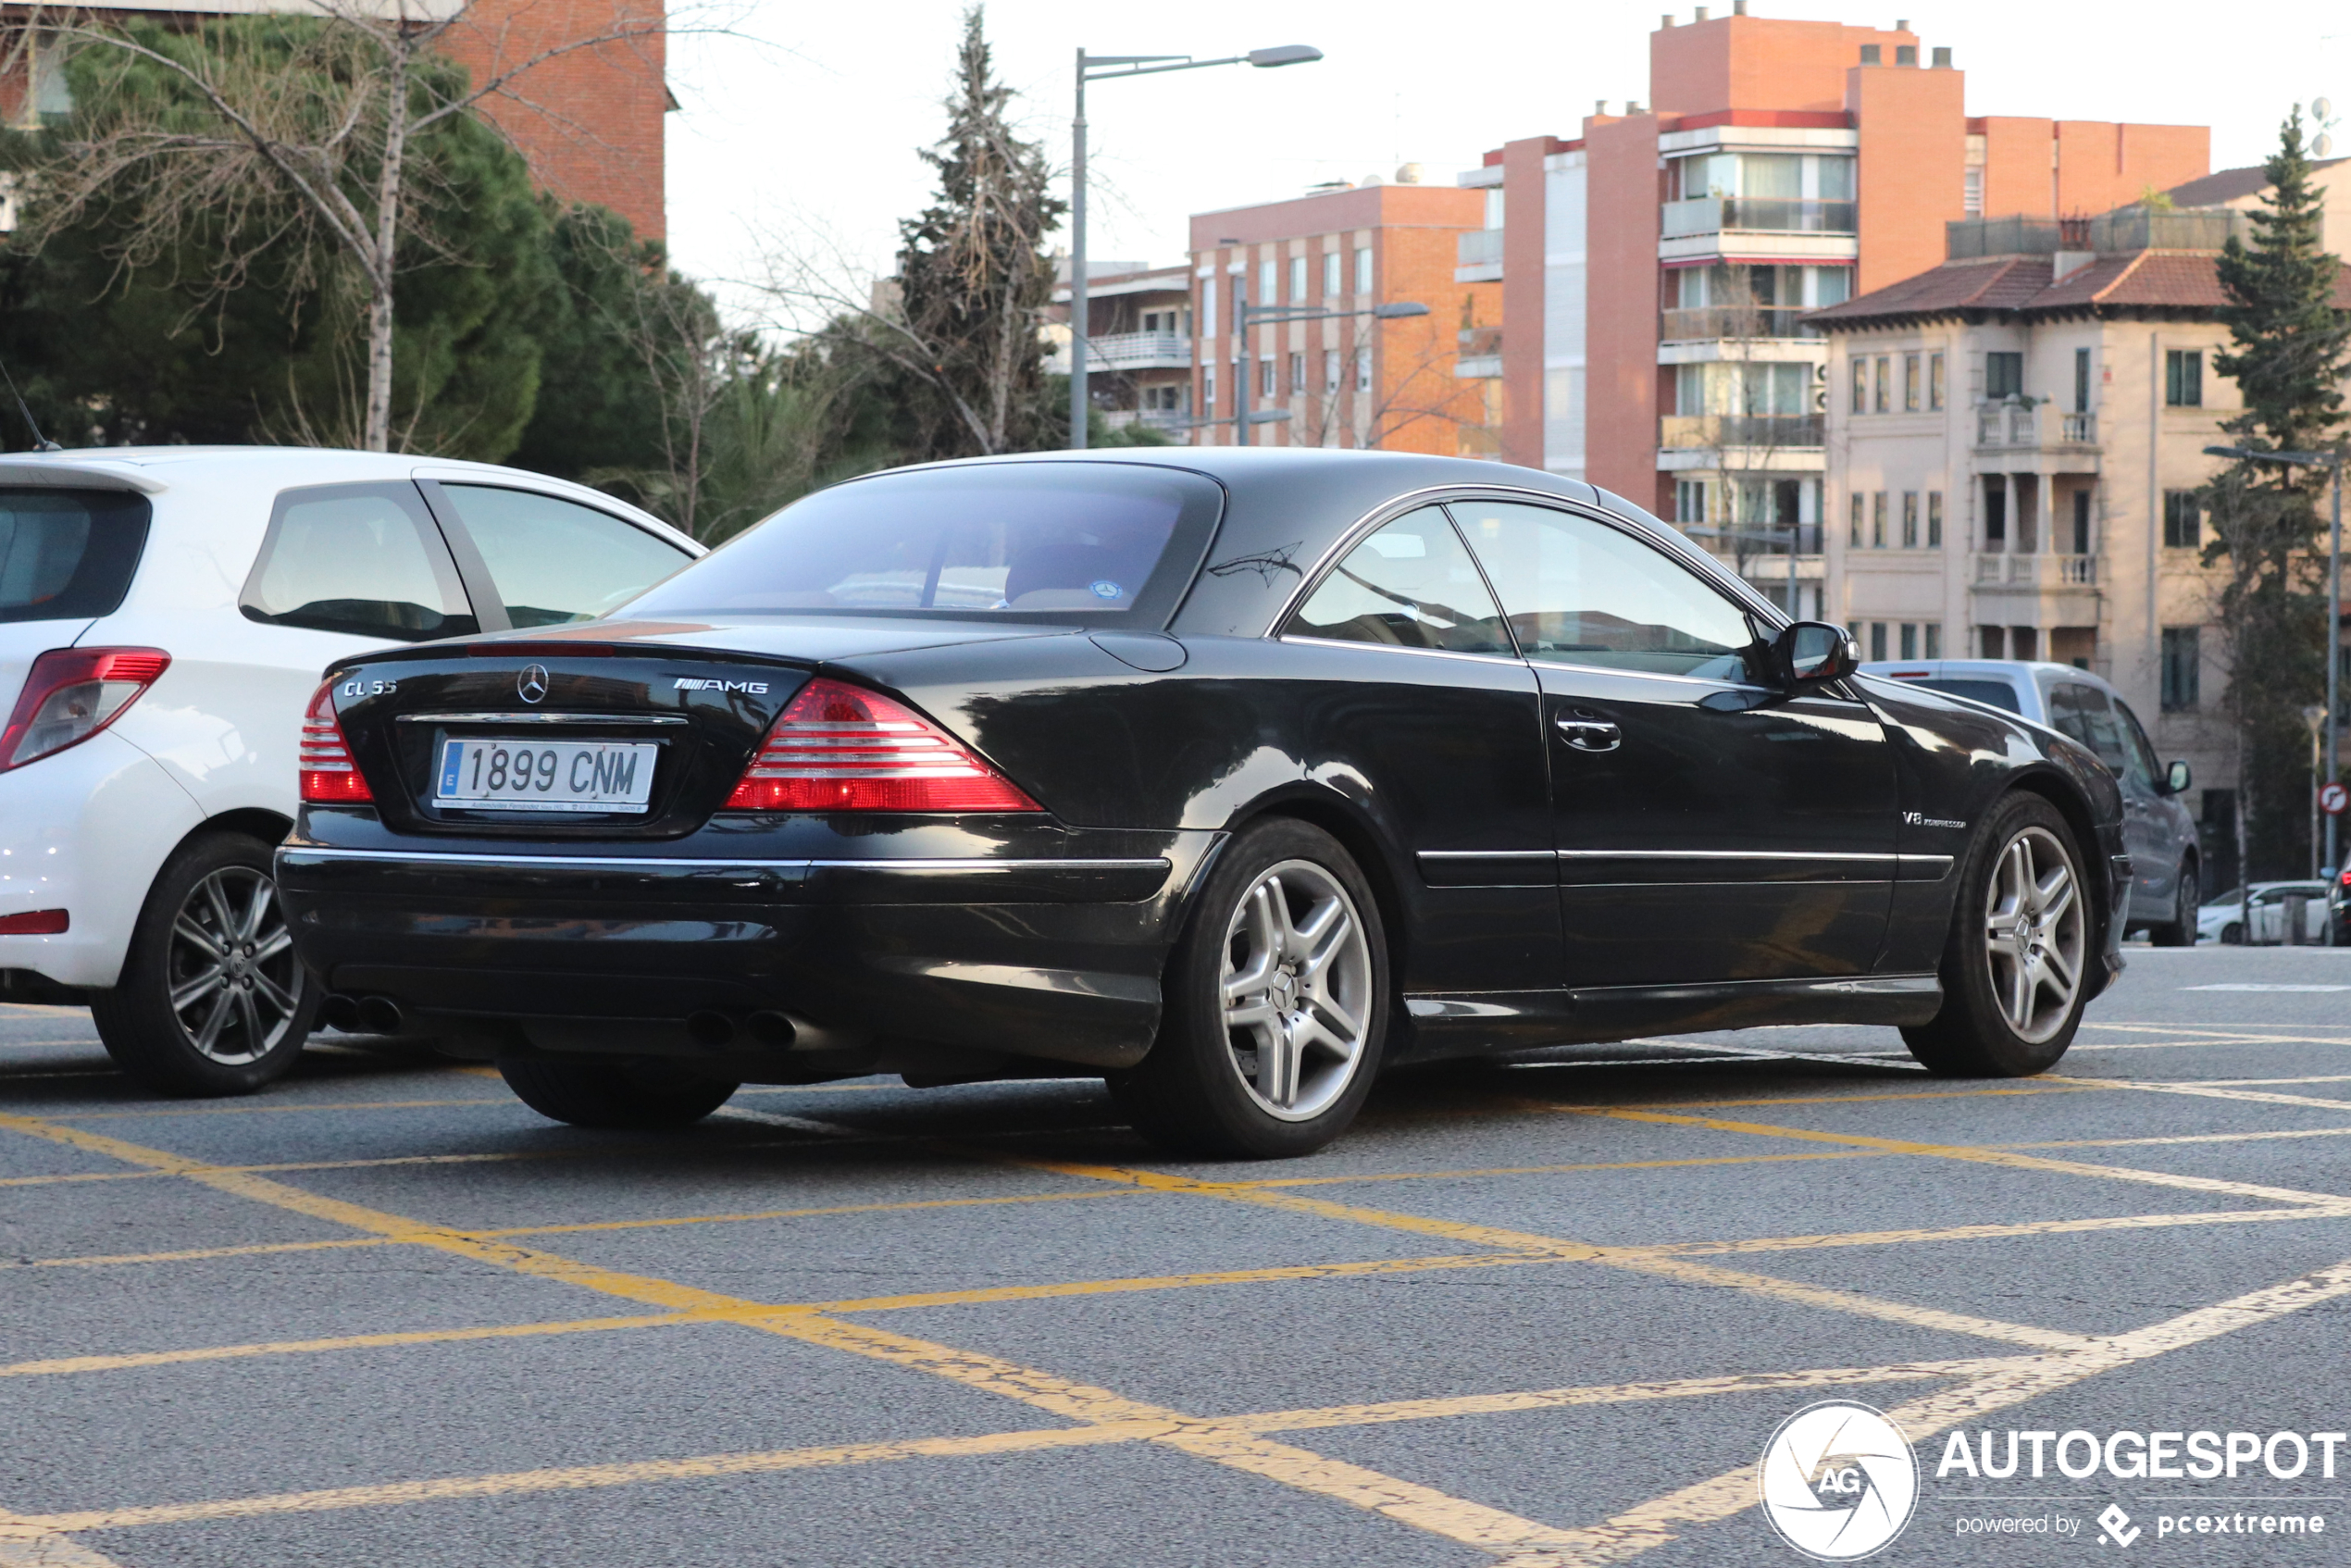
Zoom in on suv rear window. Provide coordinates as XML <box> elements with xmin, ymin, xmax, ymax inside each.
<box><xmin>0</xmin><ymin>489</ymin><xmax>151</xmax><ymax>623</ymax></box>
<box><xmin>1913</xmin><ymin>677</ymin><xmax>2022</xmax><ymax>714</ymax></box>
<box><xmin>620</xmin><ymin>463</ymin><xmax>1224</xmax><ymax>624</ymax></box>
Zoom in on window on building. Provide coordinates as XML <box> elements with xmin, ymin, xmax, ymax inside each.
<box><xmin>1872</xmin><ymin>492</ymin><xmax>1886</xmax><ymax>548</ymax></box>
<box><xmin>1287</xmin><ymin>352</ymin><xmax>1303</xmax><ymax>395</ymax></box>
<box><xmin>1901</xmin><ymin>492</ymin><xmax>1920</xmax><ymax>548</ymax></box>
<box><xmin>1904</xmin><ymin>355</ymin><xmax>1922</xmax><ymax>412</ymax></box>
<box><xmin>2161</xmin><ymin>626</ymin><xmax>2201</xmax><ymax>710</ymax></box>
<box><xmin>1260</xmin><ymin>355</ymin><xmax>1275</xmax><ymax>397</ymax></box>
<box><xmin>1929</xmin><ymin>353</ymin><xmax>1946</xmax><ymax>411</ymax></box>
<box><xmin>1259</xmin><ymin>259</ymin><xmax>1276</xmax><ymax>306</ymax></box>
<box><xmin>1985</xmin><ymin>352</ymin><xmax>2024</xmax><ymax>400</ymax></box>
<box><xmin>1869</xmin><ymin>622</ymin><xmax>1888</xmax><ymax>660</ymax></box>
<box><xmin>1981</xmin><ymin>625</ymin><xmax>2006</xmax><ymax>658</ymax></box>
<box><xmin>1811</xmin><ymin>267</ymin><xmax>1852</xmax><ymax>307</ymax></box>
<box><xmin>1354</xmin><ymin>346</ymin><xmax>1372</xmax><ymax>393</ymax></box>
<box><xmin>1850</xmin><ymin>359</ymin><xmax>1868</xmax><ymax>414</ymax></box>
<box><xmin>1200</xmin><ymin>279</ymin><xmax>1216</xmax><ymax>337</ymax></box>
<box><xmin>1204</xmin><ymin>363</ymin><xmax>1216</xmax><ymax>410</ymax></box>
<box><xmin>1964</xmin><ymin>166</ymin><xmax>1984</xmax><ymax>217</ymax></box>
<box><xmin>1232</xmin><ymin>282</ymin><xmax>1247</xmax><ymax>333</ymax></box>
<box><xmin>2074</xmin><ymin>347</ymin><xmax>2092</xmax><ymax>413</ymax></box>
<box><xmin>2071</xmin><ymin>490</ymin><xmax>2092</xmax><ymax>554</ymax></box>
<box><xmin>1848</xmin><ymin>492</ymin><xmax>1864</xmax><ymax>547</ymax></box>
<box><xmin>1873</xmin><ymin>356</ymin><xmax>1890</xmax><ymax>413</ymax></box>
<box><xmin>1924</xmin><ymin>623</ymin><xmax>1942</xmax><ymax>658</ymax></box>
<box><xmin>1984</xmin><ymin>478</ymin><xmax>2008</xmax><ymax>548</ymax></box>
<box><xmin>1354</xmin><ymin>245</ymin><xmax>1374</xmax><ymax>294</ymax></box>
<box><xmin>1676</xmin><ymin>479</ymin><xmax>1710</xmax><ymax>524</ymax></box>
<box><xmin>1324</xmin><ymin>350</ymin><xmax>1339</xmax><ymax>392</ymax></box>
<box><xmin>2166</xmin><ymin>349</ymin><xmax>2204</xmax><ymax>406</ymax></box>
<box><xmin>2163</xmin><ymin>490</ymin><xmax>2201</xmax><ymax>549</ymax></box>
<box><xmin>1324</xmin><ymin>252</ymin><xmax>1341</xmax><ymax>297</ymax></box>
<box><xmin>1899</xmin><ymin>623</ymin><xmax>1918</xmax><ymax>660</ymax></box>
<box><xmin>1927</xmin><ymin>491</ymin><xmax>1944</xmax><ymax>548</ymax></box>
<box><xmin>1289</xmin><ymin>255</ymin><xmax>1307</xmax><ymax>302</ymax></box>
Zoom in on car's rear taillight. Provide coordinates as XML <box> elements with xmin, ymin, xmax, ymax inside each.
<box><xmin>0</xmin><ymin>647</ymin><xmax>170</xmax><ymax>771</ymax></box>
<box><xmin>726</xmin><ymin>678</ymin><xmax>1040</xmax><ymax>813</ymax></box>
<box><xmin>299</xmin><ymin>681</ymin><xmax>373</xmax><ymax>803</ymax></box>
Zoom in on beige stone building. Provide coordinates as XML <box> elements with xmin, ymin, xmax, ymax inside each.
<box><xmin>1810</xmin><ymin>190</ymin><xmax>2351</xmax><ymax>864</ymax></box>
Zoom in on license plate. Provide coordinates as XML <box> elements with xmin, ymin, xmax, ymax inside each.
<box><xmin>435</xmin><ymin>739</ymin><xmax>658</xmax><ymax>814</ymax></box>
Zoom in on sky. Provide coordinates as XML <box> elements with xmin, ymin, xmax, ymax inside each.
<box><xmin>661</xmin><ymin>0</ymin><xmax>2351</xmax><ymax>318</ymax></box>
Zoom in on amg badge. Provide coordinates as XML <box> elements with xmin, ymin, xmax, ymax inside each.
<box><xmin>674</xmin><ymin>678</ymin><xmax>769</xmax><ymax>694</ymax></box>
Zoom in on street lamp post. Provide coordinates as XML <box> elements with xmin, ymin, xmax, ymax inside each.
<box><xmin>1070</xmin><ymin>44</ymin><xmax>1321</xmax><ymax>451</ymax></box>
<box><xmin>2206</xmin><ymin>444</ymin><xmax>2345</xmax><ymax>901</ymax></box>
<box><xmin>1236</xmin><ymin>299</ymin><xmax>1431</xmax><ymax>446</ymax></box>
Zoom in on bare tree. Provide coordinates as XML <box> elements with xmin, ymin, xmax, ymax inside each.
<box><xmin>9</xmin><ymin>0</ymin><xmax>673</xmax><ymax>451</ymax></box>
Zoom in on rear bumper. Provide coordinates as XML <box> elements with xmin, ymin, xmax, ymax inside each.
<box><xmin>274</xmin><ymin>825</ymin><xmax>1220</xmax><ymax>1073</ymax></box>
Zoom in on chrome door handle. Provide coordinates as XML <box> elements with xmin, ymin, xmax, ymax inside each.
<box><xmin>1555</xmin><ymin>717</ymin><xmax>1622</xmax><ymax>753</ymax></box>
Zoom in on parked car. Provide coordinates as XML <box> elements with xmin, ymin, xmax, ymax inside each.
<box><xmin>1860</xmin><ymin>658</ymin><xmax>2199</xmax><ymax>945</ymax></box>
<box><xmin>0</xmin><ymin>448</ymin><xmax>699</xmax><ymax>1094</ymax></box>
<box><xmin>276</xmin><ymin>450</ymin><xmax>2129</xmax><ymax>1157</ymax></box>
<box><xmin>2198</xmin><ymin>881</ymin><xmax>2331</xmax><ymax>945</ymax></box>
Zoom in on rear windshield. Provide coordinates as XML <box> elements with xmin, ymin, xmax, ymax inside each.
<box><xmin>1911</xmin><ymin>677</ymin><xmax>2023</xmax><ymax>714</ymax></box>
<box><xmin>0</xmin><ymin>489</ymin><xmax>151</xmax><ymax>623</ymax></box>
<box><xmin>620</xmin><ymin>463</ymin><xmax>1225</xmax><ymax>624</ymax></box>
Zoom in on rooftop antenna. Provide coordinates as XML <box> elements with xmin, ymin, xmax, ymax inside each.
<box><xmin>0</xmin><ymin>352</ymin><xmax>58</xmax><ymax>451</ymax></box>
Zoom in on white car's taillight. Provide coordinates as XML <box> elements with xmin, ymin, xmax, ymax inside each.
<box><xmin>299</xmin><ymin>680</ymin><xmax>374</xmax><ymax>803</ymax></box>
<box><xmin>0</xmin><ymin>647</ymin><xmax>170</xmax><ymax>771</ymax></box>
<box><xmin>726</xmin><ymin>678</ymin><xmax>1039</xmax><ymax>813</ymax></box>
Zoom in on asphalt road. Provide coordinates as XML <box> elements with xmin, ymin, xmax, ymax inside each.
<box><xmin>3</xmin><ymin>944</ymin><xmax>2349</xmax><ymax>1566</ymax></box>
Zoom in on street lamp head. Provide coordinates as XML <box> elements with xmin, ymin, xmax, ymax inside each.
<box><xmin>1371</xmin><ymin>302</ymin><xmax>1431</xmax><ymax>318</ymax></box>
<box><xmin>1247</xmin><ymin>45</ymin><xmax>1323</xmax><ymax>68</ymax></box>
<box><xmin>1245</xmin><ymin>409</ymin><xmax>1292</xmax><ymax>424</ymax></box>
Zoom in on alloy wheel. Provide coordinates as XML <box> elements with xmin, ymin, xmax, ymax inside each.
<box><xmin>1219</xmin><ymin>859</ymin><xmax>1374</xmax><ymax>1121</ymax></box>
<box><xmin>1982</xmin><ymin>825</ymin><xmax>2085</xmax><ymax>1044</ymax></box>
<box><xmin>167</xmin><ymin>868</ymin><xmax>303</xmax><ymax>1065</ymax></box>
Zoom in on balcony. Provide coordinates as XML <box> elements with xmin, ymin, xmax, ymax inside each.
<box><xmin>1660</xmin><ymin>414</ymin><xmax>1824</xmax><ymax>450</ymax></box>
<box><xmin>1661</xmin><ymin>196</ymin><xmax>1858</xmax><ymax>240</ymax></box>
<box><xmin>1661</xmin><ymin>306</ymin><xmax>1813</xmax><ymax>342</ymax></box>
<box><xmin>1455</xmin><ymin>228</ymin><xmax>1504</xmax><ymax>282</ymax></box>
<box><xmin>1972</xmin><ymin>554</ymin><xmax>2098</xmax><ymax>588</ymax></box>
<box><xmin>1974</xmin><ymin>404</ymin><xmax>2099</xmax><ymax>449</ymax></box>
<box><xmin>1454</xmin><ymin>324</ymin><xmax>1502</xmax><ymax>380</ymax></box>
<box><xmin>1082</xmin><ymin>331</ymin><xmax>1191</xmax><ymax>371</ymax></box>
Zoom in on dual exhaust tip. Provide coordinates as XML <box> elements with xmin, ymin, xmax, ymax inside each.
<box><xmin>319</xmin><ymin>994</ymin><xmax>796</xmax><ymax>1051</ymax></box>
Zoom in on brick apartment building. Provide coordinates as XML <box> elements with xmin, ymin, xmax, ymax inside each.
<box><xmin>1047</xmin><ymin>260</ymin><xmax>1196</xmax><ymax>436</ymax></box>
<box><xmin>1810</xmin><ymin>163</ymin><xmax>2351</xmax><ymax>886</ymax></box>
<box><xmin>3</xmin><ymin>0</ymin><xmax>668</xmax><ymax>242</ymax></box>
<box><xmin>1459</xmin><ymin>4</ymin><xmax>2205</xmax><ymax>614</ymax></box>
<box><xmin>1188</xmin><ymin>177</ymin><xmax>1497</xmax><ymax>454</ymax></box>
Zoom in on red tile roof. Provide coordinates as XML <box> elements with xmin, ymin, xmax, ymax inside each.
<box><xmin>1814</xmin><ymin>245</ymin><xmax>2351</xmax><ymax>329</ymax></box>
<box><xmin>1807</xmin><ymin>256</ymin><xmax>2053</xmax><ymax>324</ymax></box>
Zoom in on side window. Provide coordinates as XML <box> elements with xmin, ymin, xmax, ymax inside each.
<box><xmin>434</xmin><ymin>486</ymin><xmax>690</xmax><ymax>628</ymax></box>
<box><xmin>2046</xmin><ymin>682</ymin><xmax>2138</xmax><ymax>782</ymax></box>
<box><xmin>240</xmin><ymin>483</ymin><xmax>476</xmax><ymax>641</ymax></box>
<box><xmin>1446</xmin><ymin>498</ymin><xmax>1764</xmax><ymax>682</ymax></box>
<box><xmin>2112</xmin><ymin>698</ymin><xmax>2164</xmax><ymax>790</ymax></box>
<box><xmin>1283</xmin><ymin>505</ymin><xmax>1512</xmax><ymax>655</ymax></box>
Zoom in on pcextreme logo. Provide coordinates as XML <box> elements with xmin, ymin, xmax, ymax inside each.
<box><xmin>1759</xmin><ymin>1401</ymin><xmax>1920</xmax><ymax>1561</ymax></box>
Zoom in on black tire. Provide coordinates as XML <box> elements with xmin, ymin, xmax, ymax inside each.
<box><xmin>1902</xmin><ymin>793</ymin><xmax>2095</xmax><ymax>1077</ymax></box>
<box><xmin>1110</xmin><ymin>818</ymin><xmax>1388</xmax><ymax>1158</ymax></box>
<box><xmin>2221</xmin><ymin>922</ymin><xmax>2245</xmax><ymax>946</ymax></box>
<box><xmin>499</xmin><ymin>1056</ymin><xmax>739</xmax><ymax>1128</ymax></box>
<box><xmin>2148</xmin><ymin>861</ymin><xmax>2198</xmax><ymax>948</ymax></box>
<box><xmin>91</xmin><ymin>830</ymin><xmax>319</xmax><ymax>1096</ymax></box>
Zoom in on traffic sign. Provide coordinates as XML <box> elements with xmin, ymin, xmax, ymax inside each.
<box><xmin>2322</xmin><ymin>782</ymin><xmax>2348</xmax><ymax>816</ymax></box>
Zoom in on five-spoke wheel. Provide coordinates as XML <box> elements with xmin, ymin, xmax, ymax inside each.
<box><xmin>1981</xmin><ymin>825</ymin><xmax>2085</xmax><ymax>1045</ymax></box>
<box><xmin>1219</xmin><ymin>860</ymin><xmax>1375</xmax><ymax>1122</ymax></box>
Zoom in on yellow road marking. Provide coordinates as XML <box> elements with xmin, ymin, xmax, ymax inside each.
<box><xmin>2009</xmin><ymin>1125</ymin><xmax>2351</xmax><ymax>1149</ymax></box>
<box><xmin>1505</xmin><ymin>1253</ymin><xmax>2351</xmax><ymax>1566</ymax></box>
<box><xmin>2064</xmin><ymin>1076</ymin><xmax>2351</xmax><ymax>1114</ymax></box>
<box><xmin>1605</xmin><ymin>1085</ymin><xmax>2103</xmax><ymax>1112</ymax></box>
<box><xmin>1238</xmin><ymin>1150</ymin><xmax>1884</xmax><ymax>1188</ymax></box>
<box><xmin>1553</xmin><ymin>1104</ymin><xmax>2349</xmax><ymax>1207</ymax></box>
<box><xmin>45</xmin><ymin>1097</ymin><xmax>514</xmax><ymax>1120</ymax></box>
<box><xmin>2</xmin><ymin>1238</ymin><xmax>392</xmax><ymax>1272</ymax></box>
<box><xmin>0</xmin><ymin>1111</ymin><xmax>1609</xmax><ymax>1559</ymax></box>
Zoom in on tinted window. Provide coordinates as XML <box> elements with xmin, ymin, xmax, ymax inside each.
<box><xmin>435</xmin><ymin>485</ymin><xmax>688</xmax><ymax>628</ymax></box>
<box><xmin>1911</xmin><ymin>677</ymin><xmax>2023</xmax><ymax>714</ymax></box>
<box><xmin>2111</xmin><ymin>698</ymin><xmax>2163</xmax><ymax>790</ymax></box>
<box><xmin>1447</xmin><ymin>498</ymin><xmax>1762</xmax><ymax>680</ymax></box>
<box><xmin>0</xmin><ymin>490</ymin><xmax>150</xmax><ymax>623</ymax></box>
<box><xmin>1283</xmin><ymin>506</ymin><xmax>1511</xmax><ymax>654</ymax></box>
<box><xmin>240</xmin><ymin>482</ymin><xmax>477</xmax><ymax>641</ymax></box>
<box><xmin>622</xmin><ymin>464</ymin><xmax>1222</xmax><ymax>624</ymax></box>
<box><xmin>2046</xmin><ymin>681</ymin><xmax>2137</xmax><ymax>779</ymax></box>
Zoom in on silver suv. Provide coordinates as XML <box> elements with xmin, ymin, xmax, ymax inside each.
<box><xmin>1860</xmin><ymin>658</ymin><xmax>2200</xmax><ymax>944</ymax></box>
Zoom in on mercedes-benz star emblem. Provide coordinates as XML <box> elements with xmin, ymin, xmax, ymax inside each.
<box><xmin>517</xmin><ymin>664</ymin><xmax>550</xmax><ymax>704</ymax></box>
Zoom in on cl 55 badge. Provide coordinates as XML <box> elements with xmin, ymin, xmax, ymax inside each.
<box><xmin>674</xmin><ymin>678</ymin><xmax>768</xmax><ymax>694</ymax></box>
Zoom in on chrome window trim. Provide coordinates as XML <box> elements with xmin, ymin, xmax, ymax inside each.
<box><xmin>395</xmin><ymin>712</ymin><xmax>691</xmax><ymax>727</ymax></box>
<box><xmin>1276</xmin><ymin>635</ymin><xmax>1526</xmax><ymax>667</ymax></box>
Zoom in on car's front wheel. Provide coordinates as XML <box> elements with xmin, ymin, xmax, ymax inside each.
<box><xmin>2147</xmin><ymin>860</ymin><xmax>2198</xmax><ymax>948</ymax></box>
<box><xmin>499</xmin><ymin>1056</ymin><xmax>739</xmax><ymax>1128</ymax></box>
<box><xmin>1902</xmin><ymin>793</ymin><xmax>2093</xmax><ymax>1076</ymax></box>
<box><xmin>91</xmin><ymin>831</ymin><xmax>320</xmax><ymax>1096</ymax></box>
<box><xmin>1111</xmin><ymin>818</ymin><xmax>1387</xmax><ymax>1158</ymax></box>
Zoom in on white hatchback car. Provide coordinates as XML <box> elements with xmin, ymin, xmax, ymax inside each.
<box><xmin>0</xmin><ymin>448</ymin><xmax>699</xmax><ymax>1093</ymax></box>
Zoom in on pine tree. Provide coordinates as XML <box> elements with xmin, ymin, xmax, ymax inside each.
<box><xmin>2204</xmin><ymin>108</ymin><xmax>2351</xmax><ymax>880</ymax></box>
<box><xmin>889</xmin><ymin>6</ymin><xmax>1064</xmax><ymax>458</ymax></box>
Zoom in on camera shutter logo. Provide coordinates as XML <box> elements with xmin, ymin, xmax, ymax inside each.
<box><xmin>1758</xmin><ymin>1401</ymin><xmax>1918</xmax><ymax>1560</ymax></box>
<box><xmin>517</xmin><ymin>665</ymin><xmax>550</xmax><ymax>704</ymax></box>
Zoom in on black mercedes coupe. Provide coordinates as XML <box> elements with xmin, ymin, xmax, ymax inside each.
<box><xmin>276</xmin><ymin>450</ymin><xmax>2128</xmax><ymax>1156</ymax></box>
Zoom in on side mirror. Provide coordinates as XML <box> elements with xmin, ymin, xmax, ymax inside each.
<box><xmin>2166</xmin><ymin>759</ymin><xmax>2192</xmax><ymax>794</ymax></box>
<box><xmin>1774</xmin><ymin>620</ymin><xmax>1860</xmax><ymax>689</ymax></box>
